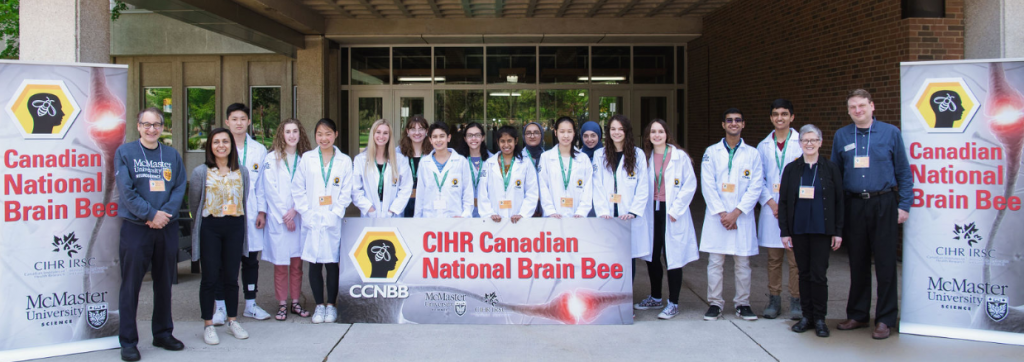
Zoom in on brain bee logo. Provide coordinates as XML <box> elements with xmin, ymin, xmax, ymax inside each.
<box><xmin>911</xmin><ymin>78</ymin><xmax>979</xmax><ymax>133</ymax></box>
<box><xmin>4</xmin><ymin>80</ymin><xmax>81</xmax><ymax>139</ymax></box>
<box><xmin>349</xmin><ymin>227</ymin><xmax>411</xmax><ymax>283</ymax></box>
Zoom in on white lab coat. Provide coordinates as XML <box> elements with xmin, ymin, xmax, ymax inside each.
<box><xmin>238</xmin><ymin>134</ymin><xmax>268</xmax><ymax>252</ymax></box>
<box><xmin>477</xmin><ymin>154</ymin><xmax>539</xmax><ymax>219</ymax></box>
<box><xmin>413</xmin><ymin>149</ymin><xmax>474</xmax><ymax>218</ymax></box>
<box><xmin>291</xmin><ymin>146</ymin><xmax>353</xmax><ymax>263</ymax></box>
<box><xmin>699</xmin><ymin>139</ymin><xmax>764</xmax><ymax>256</ymax></box>
<box><xmin>538</xmin><ymin>148</ymin><xmax>593</xmax><ymax>217</ymax></box>
<box><xmin>351</xmin><ymin>151</ymin><xmax>413</xmax><ymax>218</ymax></box>
<box><xmin>592</xmin><ymin>147</ymin><xmax>651</xmax><ymax>259</ymax></box>
<box><xmin>260</xmin><ymin>150</ymin><xmax>303</xmax><ymax>265</ymax></box>
<box><xmin>644</xmin><ymin>145</ymin><xmax>699</xmax><ymax>269</ymax></box>
<box><xmin>756</xmin><ymin>129</ymin><xmax>802</xmax><ymax>248</ymax></box>
<box><xmin>466</xmin><ymin>153</ymin><xmax>493</xmax><ymax>218</ymax></box>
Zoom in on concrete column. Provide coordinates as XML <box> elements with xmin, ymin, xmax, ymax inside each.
<box><xmin>295</xmin><ymin>35</ymin><xmax>328</xmax><ymax>139</ymax></box>
<box><xmin>20</xmin><ymin>0</ymin><xmax>110</xmax><ymax>63</ymax></box>
<box><xmin>965</xmin><ymin>0</ymin><xmax>1024</xmax><ymax>59</ymax></box>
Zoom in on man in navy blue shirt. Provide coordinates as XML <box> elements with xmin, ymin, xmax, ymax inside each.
<box><xmin>830</xmin><ymin>89</ymin><xmax>912</xmax><ymax>340</ymax></box>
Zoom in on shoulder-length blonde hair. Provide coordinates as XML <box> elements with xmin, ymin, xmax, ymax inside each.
<box><xmin>364</xmin><ymin>119</ymin><xmax>399</xmax><ymax>179</ymax></box>
<box><xmin>271</xmin><ymin>118</ymin><xmax>312</xmax><ymax>163</ymax></box>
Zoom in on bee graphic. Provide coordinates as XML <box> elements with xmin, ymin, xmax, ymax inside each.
<box><xmin>515</xmin><ymin>179</ymin><xmax>522</xmax><ymax>187</ymax></box>
<box><xmin>743</xmin><ymin>169</ymin><xmax>751</xmax><ymax>178</ymax></box>
<box><xmin>577</xmin><ymin>179</ymin><xmax>583</xmax><ymax>187</ymax></box>
<box><xmin>674</xmin><ymin>178</ymin><xmax>680</xmax><ymax>186</ymax></box>
<box><xmin>253</xmin><ymin>163</ymin><xmax>259</xmax><ymax>171</ymax></box>
<box><xmin>453</xmin><ymin>178</ymin><xmax>459</xmax><ymax>186</ymax></box>
<box><xmin>333</xmin><ymin>177</ymin><xmax>340</xmax><ymax>185</ymax></box>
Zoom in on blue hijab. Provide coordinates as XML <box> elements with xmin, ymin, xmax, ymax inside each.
<box><xmin>580</xmin><ymin>121</ymin><xmax>603</xmax><ymax>159</ymax></box>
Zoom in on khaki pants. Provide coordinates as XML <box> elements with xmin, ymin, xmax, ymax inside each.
<box><xmin>707</xmin><ymin>253</ymin><xmax>751</xmax><ymax>308</ymax></box>
<box><xmin>767</xmin><ymin>247</ymin><xmax>800</xmax><ymax>297</ymax></box>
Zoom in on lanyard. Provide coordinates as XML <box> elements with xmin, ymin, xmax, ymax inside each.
<box><xmin>283</xmin><ymin>152</ymin><xmax>298</xmax><ymax>181</ymax></box>
<box><xmin>239</xmin><ymin>136</ymin><xmax>248</xmax><ymax>166</ymax></box>
<box><xmin>377</xmin><ymin>162</ymin><xmax>387</xmax><ymax>196</ymax></box>
<box><xmin>409</xmin><ymin>157</ymin><xmax>418</xmax><ymax>180</ymax></box>
<box><xmin>723</xmin><ymin>139</ymin><xmax>739</xmax><ymax>175</ymax></box>
<box><xmin>558</xmin><ymin>153</ymin><xmax>573</xmax><ymax>191</ymax></box>
<box><xmin>801</xmin><ymin>163</ymin><xmax>819</xmax><ymax>187</ymax></box>
<box><xmin>655</xmin><ymin>146</ymin><xmax>669</xmax><ymax>190</ymax></box>
<box><xmin>138</xmin><ymin>142</ymin><xmax>164</xmax><ymax>169</ymax></box>
<box><xmin>854</xmin><ymin>121</ymin><xmax>872</xmax><ymax>158</ymax></box>
<box><xmin>469</xmin><ymin>158</ymin><xmax>482</xmax><ymax>188</ymax></box>
<box><xmin>526</xmin><ymin>150</ymin><xmax>538</xmax><ymax>170</ymax></box>
<box><xmin>773</xmin><ymin>130</ymin><xmax>789</xmax><ymax>176</ymax></box>
<box><xmin>614</xmin><ymin>154</ymin><xmax>622</xmax><ymax>193</ymax></box>
<box><xmin>318</xmin><ymin>147</ymin><xmax>335</xmax><ymax>191</ymax></box>
<box><xmin>499</xmin><ymin>155</ymin><xmax>514</xmax><ymax>191</ymax></box>
<box><xmin>433</xmin><ymin>169</ymin><xmax>450</xmax><ymax>192</ymax></box>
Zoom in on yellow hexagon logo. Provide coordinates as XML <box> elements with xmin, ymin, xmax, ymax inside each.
<box><xmin>911</xmin><ymin>77</ymin><xmax>979</xmax><ymax>133</ymax></box>
<box><xmin>348</xmin><ymin>227</ymin><xmax>411</xmax><ymax>283</ymax></box>
<box><xmin>4</xmin><ymin>80</ymin><xmax>81</xmax><ymax>139</ymax></box>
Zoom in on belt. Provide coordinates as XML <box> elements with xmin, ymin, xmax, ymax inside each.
<box><xmin>846</xmin><ymin>187</ymin><xmax>895</xmax><ymax>199</ymax></box>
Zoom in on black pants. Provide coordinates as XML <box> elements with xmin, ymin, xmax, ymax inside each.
<box><xmin>240</xmin><ymin>251</ymin><xmax>260</xmax><ymax>300</ymax></box>
<box><xmin>200</xmin><ymin>216</ymin><xmax>245</xmax><ymax>320</ymax></box>
<box><xmin>844</xmin><ymin>192</ymin><xmax>899</xmax><ymax>326</ymax></box>
<box><xmin>403</xmin><ymin>196</ymin><xmax>416</xmax><ymax>217</ymax></box>
<box><xmin>646</xmin><ymin>201</ymin><xmax>683</xmax><ymax>304</ymax></box>
<box><xmin>119</xmin><ymin>220</ymin><xmax>178</xmax><ymax>348</ymax></box>
<box><xmin>791</xmin><ymin>233</ymin><xmax>831</xmax><ymax>321</ymax></box>
<box><xmin>309</xmin><ymin>262</ymin><xmax>339</xmax><ymax>305</ymax></box>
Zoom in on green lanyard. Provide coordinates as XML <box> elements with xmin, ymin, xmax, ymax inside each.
<box><xmin>239</xmin><ymin>136</ymin><xmax>248</xmax><ymax>167</ymax></box>
<box><xmin>724</xmin><ymin>139</ymin><xmax>738</xmax><ymax>175</ymax></box>
<box><xmin>655</xmin><ymin>146</ymin><xmax>669</xmax><ymax>190</ymax></box>
<box><xmin>318</xmin><ymin>148</ymin><xmax>335</xmax><ymax>191</ymax></box>
<box><xmin>527</xmin><ymin>150</ymin><xmax>537</xmax><ymax>170</ymax></box>
<box><xmin>499</xmin><ymin>155</ymin><xmax>514</xmax><ymax>191</ymax></box>
<box><xmin>773</xmin><ymin>130</ymin><xmax>789</xmax><ymax>176</ymax></box>
<box><xmin>614</xmin><ymin>154</ymin><xmax>621</xmax><ymax>193</ymax></box>
<box><xmin>377</xmin><ymin>162</ymin><xmax>387</xmax><ymax>196</ymax></box>
<box><xmin>469</xmin><ymin>158</ymin><xmax>482</xmax><ymax>188</ymax></box>
<box><xmin>558</xmin><ymin>153</ymin><xmax>573</xmax><ymax>191</ymax></box>
<box><xmin>433</xmin><ymin>169</ymin><xmax>450</xmax><ymax>192</ymax></box>
<box><xmin>409</xmin><ymin>157</ymin><xmax>418</xmax><ymax>180</ymax></box>
<box><xmin>283</xmin><ymin>152</ymin><xmax>298</xmax><ymax>181</ymax></box>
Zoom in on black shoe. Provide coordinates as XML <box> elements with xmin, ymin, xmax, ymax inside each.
<box><xmin>121</xmin><ymin>346</ymin><xmax>141</xmax><ymax>361</ymax></box>
<box><xmin>791</xmin><ymin>317</ymin><xmax>812</xmax><ymax>333</ymax></box>
<box><xmin>152</xmin><ymin>335</ymin><xmax>185</xmax><ymax>351</ymax></box>
<box><xmin>815</xmin><ymin>319</ymin><xmax>831</xmax><ymax>337</ymax></box>
<box><xmin>703</xmin><ymin>305</ymin><xmax>722</xmax><ymax>321</ymax></box>
<box><xmin>735</xmin><ymin>305</ymin><xmax>758</xmax><ymax>321</ymax></box>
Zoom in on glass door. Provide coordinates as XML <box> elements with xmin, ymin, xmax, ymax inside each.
<box><xmin>349</xmin><ymin>90</ymin><xmax>391</xmax><ymax>155</ymax></box>
<box><xmin>632</xmin><ymin>90</ymin><xmax>675</xmax><ymax>146</ymax></box>
<box><xmin>591</xmin><ymin>90</ymin><xmax>629</xmax><ymax>132</ymax></box>
<box><xmin>394</xmin><ymin>89</ymin><xmax>433</xmax><ymax>139</ymax></box>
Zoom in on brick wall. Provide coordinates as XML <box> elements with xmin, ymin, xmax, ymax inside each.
<box><xmin>686</xmin><ymin>0</ymin><xmax>964</xmax><ymax>157</ymax></box>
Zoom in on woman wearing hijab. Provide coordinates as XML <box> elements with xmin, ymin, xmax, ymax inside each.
<box><xmin>522</xmin><ymin>121</ymin><xmax>546</xmax><ymax>217</ymax></box>
<box><xmin>580</xmin><ymin>121</ymin><xmax>604</xmax><ymax>160</ymax></box>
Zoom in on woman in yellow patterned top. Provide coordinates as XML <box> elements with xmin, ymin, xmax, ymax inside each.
<box><xmin>188</xmin><ymin>128</ymin><xmax>252</xmax><ymax>345</ymax></box>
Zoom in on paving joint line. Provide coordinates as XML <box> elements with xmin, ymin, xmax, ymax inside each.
<box><xmin>729</xmin><ymin>320</ymin><xmax>780</xmax><ymax>362</ymax></box>
<box><xmin>321</xmin><ymin>324</ymin><xmax>354</xmax><ymax>362</ymax></box>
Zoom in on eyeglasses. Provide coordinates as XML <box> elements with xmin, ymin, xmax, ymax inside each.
<box><xmin>525</xmin><ymin>131</ymin><xmax>542</xmax><ymax>137</ymax></box>
<box><xmin>800</xmin><ymin>139</ymin><xmax>821</xmax><ymax>144</ymax></box>
<box><xmin>139</xmin><ymin>122</ymin><xmax>164</xmax><ymax>130</ymax></box>
<box><xmin>724</xmin><ymin>118</ymin><xmax>744</xmax><ymax>124</ymax></box>
<box><xmin>465</xmin><ymin>133</ymin><xmax>483</xmax><ymax>139</ymax></box>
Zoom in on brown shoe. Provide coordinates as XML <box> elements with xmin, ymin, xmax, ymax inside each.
<box><xmin>872</xmin><ymin>322</ymin><xmax>891</xmax><ymax>339</ymax></box>
<box><xmin>836</xmin><ymin>319</ymin><xmax>870</xmax><ymax>330</ymax></box>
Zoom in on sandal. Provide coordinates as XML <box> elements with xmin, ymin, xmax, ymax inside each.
<box><xmin>291</xmin><ymin>303</ymin><xmax>311</xmax><ymax>318</ymax></box>
<box><xmin>275</xmin><ymin>304</ymin><xmax>288</xmax><ymax>321</ymax></box>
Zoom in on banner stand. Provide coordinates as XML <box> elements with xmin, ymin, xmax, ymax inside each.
<box><xmin>0</xmin><ymin>336</ymin><xmax>118</xmax><ymax>361</ymax></box>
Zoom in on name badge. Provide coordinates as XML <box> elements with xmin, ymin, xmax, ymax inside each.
<box><xmin>799</xmin><ymin>186</ymin><xmax>815</xmax><ymax>199</ymax></box>
<box><xmin>149</xmin><ymin>180</ymin><xmax>166</xmax><ymax>192</ymax></box>
<box><xmin>721</xmin><ymin>183</ymin><xmax>736</xmax><ymax>193</ymax></box>
<box><xmin>499</xmin><ymin>199</ymin><xmax>512</xmax><ymax>209</ymax></box>
<box><xmin>434</xmin><ymin>198</ymin><xmax>448</xmax><ymax>210</ymax></box>
<box><xmin>222</xmin><ymin>203</ymin><xmax>238</xmax><ymax>215</ymax></box>
<box><xmin>610</xmin><ymin>194</ymin><xmax>622</xmax><ymax>203</ymax></box>
<box><xmin>854</xmin><ymin>156</ymin><xmax>870</xmax><ymax>168</ymax></box>
<box><xmin>772</xmin><ymin>183</ymin><xmax>780</xmax><ymax>193</ymax></box>
<box><xmin>844</xmin><ymin>143</ymin><xmax>856</xmax><ymax>152</ymax></box>
<box><xmin>319</xmin><ymin>195</ymin><xmax>332</xmax><ymax>206</ymax></box>
<box><xmin>560</xmin><ymin>197</ymin><xmax>574</xmax><ymax>208</ymax></box>
<box><xmin>411</xmin><ymin>189</ymin><xmax>417</xmax><ymax>198</ymax></box>
<box><xmin>474</xmin><ymin>198</ymin><xmax>478</xmax><ymax>208</ymax></box>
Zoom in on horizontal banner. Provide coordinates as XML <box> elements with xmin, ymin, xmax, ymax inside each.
<box><xmin>336</xmin><ymin>217</ymin><xmax>633</xmax><ymax>325</ymax></box>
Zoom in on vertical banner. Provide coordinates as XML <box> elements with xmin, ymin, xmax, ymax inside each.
<box><xmin>337</xmin><ymin>218</ymin><xmax>633</xmax><ymax>324</ymax></box>
<box><xmin>901</xmin><ymin>59</ymin><xmax>1024</xmax><ymax>345</ymax></box>
<box><xmin>0</xmin><ymin>61</ymin><xmax>128</xmax><ymax>360</ymax></box>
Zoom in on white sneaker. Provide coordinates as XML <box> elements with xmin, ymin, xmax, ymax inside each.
<box><xmin>226</xmin><ymin>320</ymin><xmax>249</xmax><ymax>339</ymax></box>
<box><xmin>325</xmin><ymin>305</ymin><xmax>338</xmax><ymax>323</ymax></box>
<box><xmin>311</xmin><ymin>305</ymin><xmax>326</xmax><ymax>324</ymax></box>
<box><xmin>658</xmin><ymin>303</ymin><xmax>680</xmax><ymax>320</ymax></box>
<box><xmin>244</xmin><ymin>304</ymin><xmax>271</xmax><ymax>320</ymax></box>
<box><xmin>211</xmin><ymin>307</ymin><xmax>227</xmax><ymax>326</ymax></box>
<box><xmin>203</xmin><ymin>325</ymin><xmax>219</xmax><ymax>345</ymax></box>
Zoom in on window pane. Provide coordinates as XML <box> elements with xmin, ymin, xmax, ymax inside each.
<box><xmin>487</xmin><ymin>89</ymin><xmax>537</xmax><ymax>151</ymax></box>
<box><xmin>677</xmin><ymin>46</ymin><xmax>685</xmax><ymax>84</ymax></box>
<box><xmin>598</xmin><ymin>96</ymin><xmax>624</xmax><ymax>126</ymax></box>
<box><xmin>435</xmin><ymin>89</ymin><xmax>484</xmax><ymax>149</ymax></box>
<box><xmin>540</xmin><ymin>90</ymin><xmax>589</xmax><ymax>146</ymax></box>
<box><xmin>340</xmin><ymin>48</ymin><xmax>349</xmax><ymax>85</ymax></box>
<box><xmin>676</xmin><ymin>89</ymin><xmax>685</xmax><ymax>145</ymax></box>
<box><xmin>639</xmin><ymin>96</ymin><xmax>667</xmax><ymax>138</ymax></box>
<box><xmin>357</xmin><ymin>97</ymin><xmax>384</xmax><ymax>152</ymax></box>
<box><xmin>487</xmin><ymin>47</ymin><xmax>536</xmax><ymax>84</ymax></box>
<box><xmin>186</xmin><ymin>87</ymin><xmax>215</xmax><ymax>152</ymax></box>
<box><xmin>434</xmin><ymin>47</ymin><xmax>483</xmax><ymax>84</ymax></box>
<box><xmin>399</xmin><ymin>96</ymin><xmax>425</xmax><ymax>128</ymax></box>
<box><xmin>591</xmin><ymin>46</ymin><xmax>630</xmax><ymax>84</ymax></box>
<box><xmin>393</xmin><ymin>47</ymin><xmax>432</xmax><ymax>84</ymax></box>
<box><xmin>634</xmin><ymin>46</ymin><xmax>673</xmax><ymax>84</ymax></box>
<box><xmin>352</xmin><ymin>48</ymin><xmax>390</xmax><ymax>85</ymax></box>
<box><xmin>250</xmin><ymin>87</ymin><xmax>281</xmax><ymax>149</ymax></box>
<box><xmin>539</xmin><ymin>46</ymin><xmax>587</xmax><ymax>84</ymax></box>
<box><xmin>143</xmin><ymin>87</ymin><xmax>172</xmax><ymax>146</ymax></box>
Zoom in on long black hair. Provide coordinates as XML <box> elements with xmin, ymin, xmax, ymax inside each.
<box><xmin>603</xmin><ymin>115</ymin><xmax>637</xmax><ymax>175</ymax></box>
<box><xmin>495</xmin><ymin>125</ymin><xmax>523</xmax><ymax>160</ymax></box>
<box><xmin>455</xmin><ymin>122</ymin><xmax>490</xmax><ymax>162</ymax></box>
<box><xmin>552</xmin><ymin>116</ymin><xmax>579</xmax><ymax>158</ymax></box>
<box><xmin>204</xmin><ymin>127</ymin><xmax>240</xmax><ymax>171</ymax></box>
